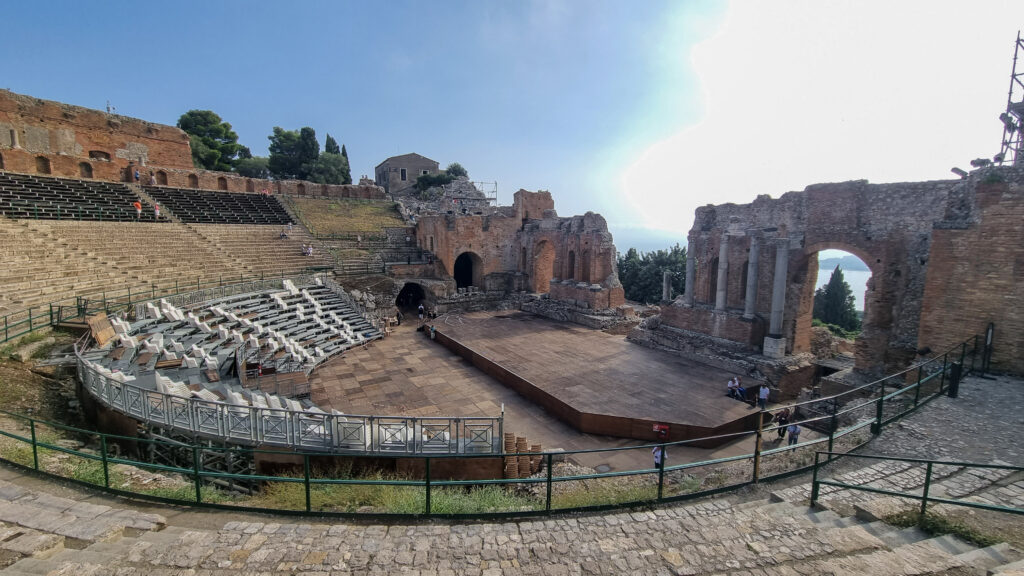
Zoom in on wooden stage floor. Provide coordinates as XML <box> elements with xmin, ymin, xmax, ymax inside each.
<box><xmin>308</xmin><ymin>311</ymin><xmax>762</xmax><ymax>470</ymax></box>
<box><xmin>433</xmin><ymin>311</ymin><xmax>757</xmax><ymax>442</ymax></box>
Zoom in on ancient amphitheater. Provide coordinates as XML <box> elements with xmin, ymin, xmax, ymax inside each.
<box><xmin>0</xmin><ymin>89</ymin><xmax>1022</xmax><ymax>574</ymax></box>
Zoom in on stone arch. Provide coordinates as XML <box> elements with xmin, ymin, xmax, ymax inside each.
<box><xmin>35</xmin><ymin>156</ymin><xmax>51</xmax><ymax>174</ymax></box>
<box><xmin>245</xmin><ymin>179</ymin><xmax>255</xmax><ymax>192</ymax></box>
<box><xmin>187</xmin><ymin>173</ymin><xmax>199</xmax><ymax>188</ymax></box>
<box><xmin>156</xmin><ymin>171</ymin><xmax>168</xmax><ymax>185</ymax></box>
<box><xmin>78</xmin><ymin>162</ymin><xmax>93</xmax><ymax>178</ymax></box>
<box><xmin>217</xmin><ymin>176</ymin><xmax>228</xmax><ymax>191</ymax></box>
<box><xmin>297</xmin><ymin>183</ymin><xmax>306</xmax><ymax>196</ymax></box>
<box><xmin>796</xmin><ymin>242</ymin><xmax>879</xmax><ymax>369</ymax></box>
<box><xmin>581</xmin><ymin>250</ymin><xmax>592</xmax><ymax>283</ymax></box>
<box><xmin>532</xmin><ymin>240</ymin><xmax>556</xmax><ymax>292</ymax></box>
<box><xmin>453</xmin><ymin>251</ymin><xmax>483</xmax><ymax>289</ymax></box>
<box><xmin>566</xmin><ymin>250</ymin><xmax>576</xmax><ymax>280</ymax></box>
<box><xmin>395</xmin><ymin>282</ymin><xmax>426</xmax><ymax>311</ymax></box>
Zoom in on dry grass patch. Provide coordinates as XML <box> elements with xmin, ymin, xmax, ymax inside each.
<box><xmin>290</xmin><ymin>198</ymin><xmax>406</xmax><ymax>235</ymax></box>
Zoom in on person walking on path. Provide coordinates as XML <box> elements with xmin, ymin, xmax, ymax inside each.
<box><xmin>652</xmin><ymin>445</ymin><xmax>664</xmax><ymax>469</ymax></box>
<box><xmin>134</xmin><ymin>168</ymin><xmax>140</xmax><ymax>182</ymax></box>
<box><xmin>132</xmin><ymin>200</ymin><xmax>142</xmax><ymax>220</ymax></box>
<box><xmin>775</xmin><ymin>408</ymin><xmax>790</xmax><ymax>439</ymax></box>
<box><xmin>758</xmin><ymin>383</ymin><xmax>770</xmax><ymax>411</ymax></box>
<box><xmin>153</xmin><ymin>204</ymin><xmax>160</xmax><ymax>219</ymax></box>
<box><xmin>148</xmin><ymin>171</ymin><xmax>157</xmax><ymax>186</ymax></box>
<box><xmin>787</xmin><ymin>423</ymin><xmax>801</xmax><ymax>450</ymax></box>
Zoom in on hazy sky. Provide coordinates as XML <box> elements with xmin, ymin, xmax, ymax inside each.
<box><xmin>5</xmin><ymin>1</ymin><xmax>1023</xmax><ymax>252</ymax></box>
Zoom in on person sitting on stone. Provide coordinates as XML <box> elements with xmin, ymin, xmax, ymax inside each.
<box><xmin>735</xmin><ymin>377</ymin><xmax>747</xmax><ymax>403</ymax></box>
<box><xmin>727</xmin><ymin>377</ymin><xmax>741</xmax><ymax>399</ymax></box>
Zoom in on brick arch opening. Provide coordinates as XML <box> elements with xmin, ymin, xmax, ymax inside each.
<box><xmin>532</xmin><ymin>240</ymin><xmax>556</xmax><ymax>293</ymax></box>
<box><xmin>35</xmin><ymin>156</ymin><xmax>51</xmax><ymax>174</ymax></box>
<box><xmin>187</xmin><ymin>174</ymin><xmax>199</xmax><ymax>188</ymax></box>
<box><xmin>794</xmin><ymin>244</ymin><xmax>877</xmax><ymax>367</ymax></box>
<box><xmin>581</xmin><ymin>249</ymin><xmax>592</xmax><ymax>283</ymax></box>
<box><xmin>566</xmin><ymin>250</ymin><xmax>576</xmax><ymax>280</ymax></box>
<box><xmin>156</xmin><ymin>171</ymin><xmax>167</xmax><ymax>185</ymax></box>
<box><xmin>245</xmin><ymin>180</ymin><xmax>255</xmax><ymax>192</ymax></box>
<box><xmin>454</xmin><ymin>251</ymin><xmax>483</xmax><ymax>289</ymax></box>
<box><xmin>297</xmin><ymin>183</ymin><xmax>306</xmax><ymax>196</ymax></box>
<box><xmin>217</xmin><ymin>176</ymin><xmax>228</xmax><ymax>191</ymax></box>
<box><xmin>395</xmin><ymin>282</ymin><xmax>427</xmax><ymax>312</ymax></box>
<box><xmin>78</xmin><ymin>162</ymin><xmax>93</xmax><ymax>178</ymax></box>
<box><xmin>0</xmin><ymin>152</ymin><xmax>5</xmax><ymax>170</ymax></box>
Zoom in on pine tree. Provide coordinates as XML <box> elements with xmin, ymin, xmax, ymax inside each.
<box><xmin>813</xmin><ymin>266</ymin><xmax>860</xmax><ymax>332</ymax></box>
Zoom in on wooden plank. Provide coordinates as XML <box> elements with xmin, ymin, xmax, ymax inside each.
<box><xmin>86</xmin><ymin>312</ymin><xmax>115</xmax><ymax>348</ymax></box>
<box><xmin>154</xmin><ymin>358</ymin><xmax>180</xmax><ymax>370</ymax></box>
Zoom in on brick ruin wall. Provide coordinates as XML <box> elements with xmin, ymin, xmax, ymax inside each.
<box><xmin>414</xmin><ymin>190</ymin><xmax>624</xmax><ymax>309</ymax></box>
<box><xmin>917</xmin><ymin>169</ymin><xmax>1024</xmax><ymax>374</ymax></box>
<box><xmin>664</xmin><ymin>167</ymin><xmax>1024</xmax><ymax>377</ymax></box>
<box><xmin>0</xmin><ymin>89</ymin><xmax>383</xmax><ymax>200</ymax></box>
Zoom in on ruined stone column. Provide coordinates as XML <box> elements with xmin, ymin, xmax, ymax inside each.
<box><xmin>682</xmin><ymin>253</ymin><xmax>695</xmax><ymax>306</ymax></box>
<box><xmin>662</xmin><ymin>270</ymin><xmax>672</xmax><ymax>301</ymax></box>
<box><xmin>715</xmin><ymin>235</ymin><xmax>729</xmax><ymax>310</ymax></box>
<box><xmin>763</xmin><ymin>238</ymin><xmax>790</xmax><ymax>358</ymax></box>
<box><xmin>743</xmin><ymin>233</ymin><xmax>759</xmax><ymax>319</ymax></box>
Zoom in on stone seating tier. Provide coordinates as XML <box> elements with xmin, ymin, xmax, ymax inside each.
<box><xmin>144</xmin><ymin>186</ymin><xmax>293</xmax><ymax>225</ymax></box>
<box><xmin>0</xmin><ymin>171</ymin><xmax>161</xmax><ymax>222</ymax></box>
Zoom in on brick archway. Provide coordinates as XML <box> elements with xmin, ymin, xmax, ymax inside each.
<box><xmin>671</xmin><ymin>180</ymin><xmax>956</xmax><ymax>376</ymax></box>
<box><xmin>454</xmin><ymin>251</ymin><xmax>483</xmax><ymax>289</ymax></box>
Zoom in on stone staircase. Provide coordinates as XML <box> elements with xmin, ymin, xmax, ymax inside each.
<box><xmin>0</xmin><ymin>466</ymin><xmax>1020</xmax><ymax>575</ymax></box>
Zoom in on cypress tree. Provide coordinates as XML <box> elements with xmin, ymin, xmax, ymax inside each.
<box><xmin>813</xmin><ymin>266</ymin><xmax>860</xmax><ymax>332</ymax></box>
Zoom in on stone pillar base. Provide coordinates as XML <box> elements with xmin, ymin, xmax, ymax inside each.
<box><xmin>762</xmin><ymin>336</ymin><xmax>787</xmax><ymax>359</ymax></box>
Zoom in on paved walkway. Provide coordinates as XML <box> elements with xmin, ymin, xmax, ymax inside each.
<box><xmin>0</xmin><ymin>374</ymin><xmax>1020</xmax><ymax>574</ymax></box>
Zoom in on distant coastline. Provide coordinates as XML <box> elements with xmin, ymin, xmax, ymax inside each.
<box><xmin>818</xmin><ymin>255</ymin><xmax>869</xmax><ymax>272</ymax></box>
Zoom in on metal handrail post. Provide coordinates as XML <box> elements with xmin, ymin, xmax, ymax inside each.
<box><xmin>192</xmin><ymin>446</ymin><xmax>203</xmax><ymax>504</ymax></box>
<box><xmin>657</xmin><ymin>444</ymin><xmax>666</xmax><ymax>501</ymax></box>
<box><xmin>913</xmin><ymin>366</ymin><xmax>923</xmax><ymax>407</ymax></box>
<box><xmin>29</xmin><ymin>420</ymin><xmax>39</xmax><ymax>470</ymax></box>
<box><xmin>827</xmin><ymin>400</ymin><xmax>838</xmax><ymax>455</ymax></box>
<box><xmin>810</xmin><ymin>452</ymin><xmax>821</xmax><ymax>506</ymax></box>
<box><xmin>939</xmin><ymin>354</ymin><xmax>948</xmax><ymax>394</ymax></box>
<box><xmin>872</xmin><ymin>380</ymin><xmax>885</xmax><ymax>435</ymax></box>
<box><xmin>425</xmin><ymin>457</ymin><xmax>432</xmax><ymax>515</ymax></box>
<box><xmin>970</xmin><ymin>335</ymin><xmax>978</xmax><ymax>372</ymax></box>
<box><xmin>545</xmin><ymin>453</ymin><xmax>554</xmax><ymax>512</ymax></box>
<box><xmin>100</xmin><ymin>435</ymin><xmax>110</xmax><ymax>488</ymax></box>
<box><xmin>752</xmin><ymin>411</ymin><xmax>764</xmax><ymax>482</ymax></box>
<box><xmin>920</xmin><ymin>461</ymin><xmax>934</xmax><ymax>519</ymax></box>
<box><xmin>304</xmin><ymin>454</ymin><xmax>311</xmax><ymax>512</ymax></box>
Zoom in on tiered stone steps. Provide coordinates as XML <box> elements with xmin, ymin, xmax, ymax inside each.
<box><xmin>0</xmin><ymin>471</ymin><xmax>1019</xmax><ymax>575</ymax></box>
<box><xmin>189</xmin><ymin>223</ymin><xmax>333</xmax><ymax>275</ymax></box>
<box><xmin>0</xmin><ymin>172</ymin><xmax>160</xmax><ymax>223</ymax></box>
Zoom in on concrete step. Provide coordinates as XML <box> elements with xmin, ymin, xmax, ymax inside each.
<box><xmin>874</xmin><ymin>525</ymin><xmax>933</xmax><ymax>549</ymax></box>
<box><xmin>923</xmin><ymin>533</ymin><xmax>978</xmax><ymax>557</ymax></box>
<box><xmin>952</xmin><ymin>542</ymin><xmax>1024</xmax><ymax>575</ymax></box>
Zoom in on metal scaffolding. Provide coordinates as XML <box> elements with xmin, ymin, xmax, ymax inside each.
<box><xmin>997</xmin><ymin>31</ymin><xmax>1024</xmax><ymax>166</ymax></box>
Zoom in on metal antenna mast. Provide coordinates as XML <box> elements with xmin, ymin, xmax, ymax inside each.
<box><xmin>997</xmin><ymin>31</ymin><xmax>1024</xmax><ymax>165</ymax></box>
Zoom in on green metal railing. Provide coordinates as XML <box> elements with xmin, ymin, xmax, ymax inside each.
<box><xmin>811</xmin><ymin>452</ymin><xmax>1024</xmax><ymax>519</ymax></box>
<box><xmin>0</xmin><ymin>331</ymin><xmax>986</xmax><ymax>518</ymax></box>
